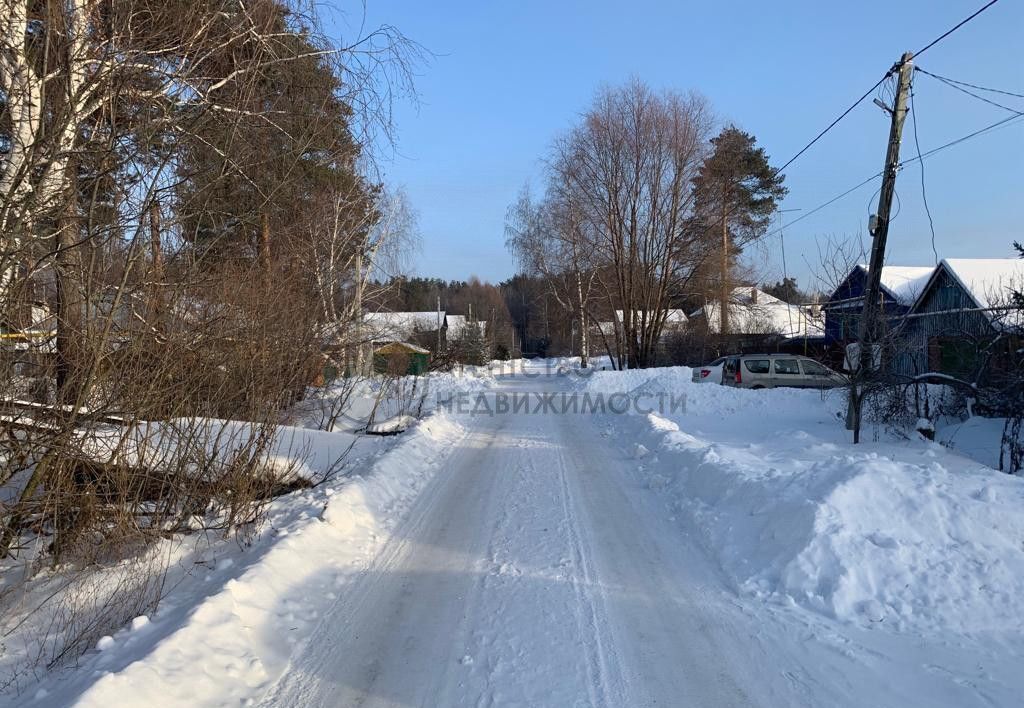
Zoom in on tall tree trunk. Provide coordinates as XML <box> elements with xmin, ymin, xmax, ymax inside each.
<box><xmin>259</xmin><ymin>211</ymin><xmax>272</xmax><ymax>274</ymax></box>
<box><xmin>149</xmin><ymin>199</ymin><xmax>163</xmax><ymax>324</ymax></box>
<box><xmin>576</xmin><ymin>270</ymin><xmax>588</xmax><ymax>368</ymax></box>
<box><xmin>55</xmin><ymin>184</ymin><xmax>84</xmax><ymax>404</ymax></box>
<box><xmin>720</xmin><ymin>204</ymin><xmax>729</xmax><ymax>336</ymax></box>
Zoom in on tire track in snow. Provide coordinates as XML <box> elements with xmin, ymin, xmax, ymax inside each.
<box><xmin>552</xmin><ymin>428</ymin><xmax>622</xmax><ymax>707</ymax></box>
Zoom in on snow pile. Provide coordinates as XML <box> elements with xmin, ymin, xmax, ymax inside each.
<box><xmin>781</xmin><ymin>453</ymin><xmax>1024</xmax><ymax>631</ymax></box>
<box><xmin>32</xmin><ymin>412</ymin><xmax>467</xmax><ymax>708</ymax></box>
<box><xmin>585</xmin><ymin>367</ymin><xmax>1024</xmax><ymax>635</ymax></box>
<box><xmin>2</xmin><ymin>367</ymin><xmax>487</xmax><ymax>705</ymax></box>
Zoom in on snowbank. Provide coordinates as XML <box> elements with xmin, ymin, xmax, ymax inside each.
<box><xmin>27</xmin><ymin>411</ymin><xmax>467</xmax><ymax>708</ymax></box>
<box><xmin>3</xmin><ymin>367</ymin><xmax>487</xmax><ymax>705</ymax></box>
<box><xmin>586</xmin><ymin>367</ymin><xmax>1024</xmax><ymax>635</ymax></box>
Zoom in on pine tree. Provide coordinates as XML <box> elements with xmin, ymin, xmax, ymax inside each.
<box><xmin>691</xmin><ymin>126</ymin><xmax>787</xmax><ymax>334</ymax></box>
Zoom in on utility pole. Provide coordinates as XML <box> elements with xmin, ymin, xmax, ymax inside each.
<box><xmin>848</xmin><ymin>51</ymin><xmax>914</xmax><ymax>441</ymax></box>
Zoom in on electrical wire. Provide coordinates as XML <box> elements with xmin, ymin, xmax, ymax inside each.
<box><xmin>904</xmin><ymin>112</ymin><xmax>1024</xmax><ymax>164</ymax></box>
<box><xmin>915</xmin><ymin>67</ymin><xmax>1024</xmax><ymax>115</ymax></box>
<box><xmin>913</xmin><ymin>0</ymin><xmax>1001</xmax><ymax>58</ymax></box>
<box><xmin>776</xmin><ymin>73</ymin><xmax>890</xmax><ymax>174</ymax></box>
<box><xmin>913</xmin><ymin>67</ymin><xmax>1024</xmax><ymax>100</ymax></box>
<box><xmin>910</xmin><ymin>88</ymin><xmax>939</xmax><ymax>264</ymax></box>
<box><xmin>763</xmin><ymin>173</ymin><xmax>883</xmax><ymax>240</ymax></box>
<box><xmin>772</xmin><ymin>0</ymin><xmax>1002</xmax><ymax>177</ymax></box>
<box><xmin>763</xmin><ymin>111</ymin><xmax>1024</xmax><ymax>241</ymax></box>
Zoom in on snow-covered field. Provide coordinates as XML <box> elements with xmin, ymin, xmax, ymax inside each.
<box><xmin>4</xmin><ymin>360</ymin><xmax>1023</xmax><ymax>707</ymax></box>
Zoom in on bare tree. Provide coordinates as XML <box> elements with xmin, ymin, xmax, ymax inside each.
<box><xmin>0</xmin><ymin>0</ymin><xmax>421</xmax><ymax>677</ymax></box>
<box><xmin>510</xmin><ymin>80</ymin><xmax>715</xmax><ymax>369</ymax></box>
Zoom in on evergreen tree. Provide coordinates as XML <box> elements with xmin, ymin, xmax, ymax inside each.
<box><xmin>763</xmin><ymin>277</ymin><xmax>803</xmax><ymax>304</ymax></box>
<box><xmin>691</xmin><ymin>126</ymin><xmax>787</xmax><ymax>333</ymax></box>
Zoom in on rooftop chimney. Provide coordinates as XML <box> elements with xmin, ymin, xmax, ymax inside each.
<box><xmin>751</xmin><ymin>287</ymin><xmax>758</xmax><ymax>305</ymax></box>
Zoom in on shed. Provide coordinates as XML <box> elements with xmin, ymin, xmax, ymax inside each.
<box><xmin>373</xmin><ymin>341</ymin><xmax>431</xmax><ymax>376</ymax></box>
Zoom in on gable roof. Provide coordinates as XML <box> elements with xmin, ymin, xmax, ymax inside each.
<box><xmin>374</xmin><ymin>341</ymin><xmax>431</xmax><ymax>355</ymax></box>
<box><xmin>827</xmin><ymin>264</ymin><xmax>935</xmax><ymax>308</ymax></box>
<box><xmin>363</xmin><ymin>311</ymin><xmax>446</xmax><ymax>341</ymax></box>
<box><xmin>874</xmin><ymin>265</ymin><xmax>936</xmax><ymax>305</ymax></box>
<box><xmin>910</xmin><ymin>258</ymin><xmax>1024</xmax><ymax>329</ymax></box>
<box><xmin>689</xmin><ymin>287</ymin><xmax>822</xmax><ymax>338</ymax></box>
<box><xmin>943</xmin><ymin>258</ymin><xmax>1024</xmax><ymax>310</ymax></box>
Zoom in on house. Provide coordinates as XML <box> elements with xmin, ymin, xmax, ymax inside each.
<box><xmin>823</xmin><ymin>264</ymin><xmax>934</xmax><ymax>343</ymax></box>
<box><xmin>444</xmin><ymin>314</ymin><xmax>487</xmax><ymax>341</ymax></box>
<box><xmin>689</xmin><ymin>287</ymin><xmax>822</xmax><ymax>339</ymax></box>
<box><xmin>892</xmin><ymin>258</ymin><xmax>1024</xmax><ymax>381</ymax></box>
<box><xmin>593</xmin><ymin>309</ymin><xmax>689</xmax><ymax>339</ymax></box>
<box><xmin>363</xmin><ymin>310</ymin><xmax>447</xmax><ymax>346</ymax></box>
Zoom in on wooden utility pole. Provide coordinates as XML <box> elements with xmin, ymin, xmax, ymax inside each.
<box><xmin>849</xmin><ymin>51</ymin><xmax>914</xmax><ymax>441</ymax></box>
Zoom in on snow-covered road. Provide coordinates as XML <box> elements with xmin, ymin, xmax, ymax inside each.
<box><xmin>259</xmin><ymin>374</ymin><xmax>813</xmax><ymax>707</ymax></box>
<box><xmin>36</xmin><ymin>364</ymin><xmax>1020</xmax><ymax>707</ymax></box>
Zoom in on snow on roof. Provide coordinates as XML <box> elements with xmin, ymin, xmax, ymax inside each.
<box><xmin>939</xmin><ymin>258</ymin><xmax>1024</xmax><ymax>329</ymax></box>
<box><xmin>363</xmin><ymin>311</ymin><xmax>445</xmax><ymax>341</ymax></box>
<box><xmin>445</xmin><ymin>314</ymin><xmax>486</xmax><ymax>338</ymax></box>
<box><xmin>613</xmin><ymin>309</ymin><xmax>688</xmax><ymax>325</ymax></box>
<box><xmin>874</xmin><ymin>265</ymin><xmax>935</xmax><ymax>306</ymax></box>
<box><xmin>691</xmin><ymin>287</ymin><xmax>822</xmax><ymax>338</ymax></box>
<box><xmin>852</xmin><ymin>264</ymin><xmax>935</xmax><ymax>306</ymax></box>
<box><xmin>942</xmin><ymin>258</ymin><xmax>1024</xmax><ymax>309</ymax></box>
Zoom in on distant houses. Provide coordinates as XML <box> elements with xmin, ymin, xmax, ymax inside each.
<box><xmin>689</xmin><ymin>286</ymin><xmax>822</xmax><ymax>341</ymax></box>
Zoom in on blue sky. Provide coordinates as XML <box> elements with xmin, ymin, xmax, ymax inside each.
<box><xmin>340</xmin><ymin>1</ymin><xmax>1023</xmax><ymax>291</ymax></box>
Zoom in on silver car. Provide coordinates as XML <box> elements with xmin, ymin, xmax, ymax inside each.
<box><xmin>725</xmin><ymin>354</ymin><xmax>846</xmax><ymax>390</ymax></box>
<box><xmin>691</xmin><ymin>356</ymin><xmax>732</xmax><ymax>384</ymax></box>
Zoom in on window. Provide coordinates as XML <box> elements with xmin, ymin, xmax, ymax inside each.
<box><xmin>801</xmin><ymin>360</ymin><xmax>828</xmax><ymax>376</ymax></box>
<box><xmin>773</xmin><ymin>359</ymin><xmax>800</xmax><ymax>375</ymax></box>
<box><xmin>744</xmin><ymin>359</ymin><xmax>770</xmax><ymax>374</ymax></box>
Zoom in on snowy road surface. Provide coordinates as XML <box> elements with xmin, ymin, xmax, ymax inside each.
<box><xmin>16</xmin><ymin>364</ymin><xmax>1018</xmax><ymax>707</ymax></box>
<box><xmin>258</xmin><ymin>373</ymin><xmax>822</xmax><ymax>707</ymax></box>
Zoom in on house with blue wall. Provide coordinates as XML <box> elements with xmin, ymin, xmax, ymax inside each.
<box><xmin>892</xmin><ymin>258</ymin><xmax>1024</xmax><ymax>381</ymax></box>
<box><xmin>822</xmin><ymin>264</ymin><xmax>934</xmax><ymax>344</ymax></box>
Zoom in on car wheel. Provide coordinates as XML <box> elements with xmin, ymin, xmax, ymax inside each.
<box><xmin>751</xmin><ymin>384</ymin><xmax>765</xmax><ymax>390</ymax></box>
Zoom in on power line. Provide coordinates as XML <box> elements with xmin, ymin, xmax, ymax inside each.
<box><xmin>915</xmin><ymin>67</ymin><xmax>1024</xmax><ymax>100</ymax></box>
<box><xmin>914</xmin><ymin>0</ymin><xmax>1001</xmax><ymax>58</ymax></box>
<box><xmin>916</xmin><ymin>67</ymin><xmax>1024</xmax><ymax>115</ymax></box>
<box><xmin>773</xmin><ymin>0</ymin><xmax>1002</xmax><ymax>188</ymax></box>
<box><xmin>905</xmin><ymin>112</ymin><xmax>1024</xmax><ymax>163</ymax></box>
<box><xmin>910</xmin><ymin>88</ymin><xmax>938</xmax><ymax>264</ymax></box>
<box><xmin>763</xmin><ymin>111</ymin><xmax>1024</xmax><ymax>241</ymax></box>
<box><xmin>763</xmin><ymin>173</ymin><xmax>882</xmax><ymax>240</ymax></box>
<box><xmin>776</xmin><ymin>73</ymin><xmax>890</xmax><ymax>174</ymax></box>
